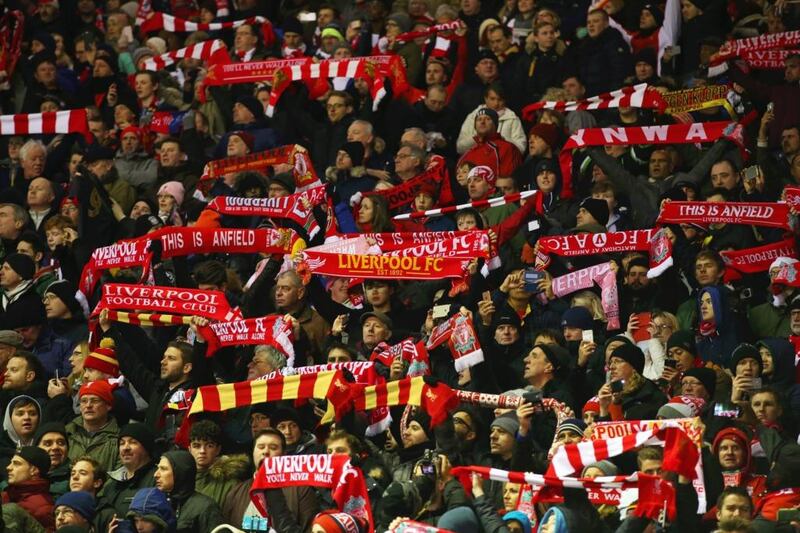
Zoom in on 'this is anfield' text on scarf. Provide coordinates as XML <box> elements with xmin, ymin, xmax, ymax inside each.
<box><xmin>657</xmin><ymin>201</ymin><xmax>794</xmax><ymax>230</ymax></box>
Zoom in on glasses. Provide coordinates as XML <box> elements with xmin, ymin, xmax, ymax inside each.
<box><xmin>652</xmin><ymin>323</ymin><xmax>673</xmax><ymax>331</ymax></box>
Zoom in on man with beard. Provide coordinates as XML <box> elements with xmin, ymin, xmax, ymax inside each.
<box><xmin>711</xmin><ymin>427</ymin><xmax>768</xmax><ymax>508</ymax></box>
<box><xmin>618</xmin><ymin>257</ymin><xmax>660</xmax><ymax>330</ymax></box>
<box><xmin>99</xmin><ymin>312</ymin><xmax>215</xmax><ymax>445</ymax></box>
<box><xmin>82</xmin><ymin>144</ymin><xmax>134</xmax><ymax>214</ymax></box>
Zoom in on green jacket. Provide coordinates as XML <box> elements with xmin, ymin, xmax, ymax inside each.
<box><xmin>2</xmin><ymin>502</ymin><xmax>46</xmax><ymax>533</ymax></box>
<box><xmin>66</xmin><ymin>416</ymin><xmax>121</xmax><ymax>474</ymax></box>
<box><xmin>748</xmin><ymin>301</ymin><xmax>792</xmax><ymax>339</ymax></box>
<box><xmin>47</xmin><ymin>461</ymin><xmax>70</xmax><ymax>499</ymax></box>
<box><xmin>195</xmin><ymin>454</ymin><xmax>251</xmax><ymax>508</ymax></box>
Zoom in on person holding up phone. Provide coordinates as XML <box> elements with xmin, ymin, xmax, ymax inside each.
<box><xmin>597</xmin><ymin>344</ymin><xmax>667</xmax><ymax>421</ymax></box>
<box><xmin>729</xmin><ymin>344</ymin><xmax>763</xmax><ymax>405</ymax></box>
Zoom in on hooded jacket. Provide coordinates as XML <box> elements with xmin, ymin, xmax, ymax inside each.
<box><xmin>162</xmin><ymin>450</ymin><xmax>224</xmax><ymax>533</ymax></box>
<box><xmin>195</xmin><ymin>454</ymin><xmax>251</xmax><ymax>508</ymax></box>
<box><xmin>0</xmin><ymin>396</ymin><xmax>41</xmax><ymax>476</ymax></box>
<box><xmin>127</xmin><ymin>487</ymin><xmax>177</xmax><ymax>533</ymax></box>
<box><xmin>696</xmin><ymin>286</ymin><xmax>742</xmax><ymax>368</ymax></box>
<box><xmin>114</xmin><ymin>148</ymin><xmax>159</xmax><ymax>191</ymax></box>
<box><xmin>711</xmin><ymin>427</ymin><xmax>768</xmax><ymax>507</ymax></box>
<box><xmin>457</xmin><ymin>106</ymin><xmax>527</xmax><ymax>155</ymax></box>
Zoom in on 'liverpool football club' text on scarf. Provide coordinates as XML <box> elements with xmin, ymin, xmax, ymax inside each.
<box><xmin>536</xmin><ymin>229</ymin><xmax>657</xmax><ymax>269</ymax></box>
<box><xmin>199</xmin><ymin>316</ymin><xmax>295</xmax><ymax>364</ymax></box>
<box><xmin>208</xmin><ymin>185</ymin><xmax>327</xmax><ymax>238</ymax></box>
<box><xmin>94</xmin><ymin>283</ymin><xmax>236</xmax><ymax>321</ymax></box>
<box><xmin>721</xmin><ymin>237</ymin><xmax>798</xmax><ymax>273</ymax></box>
<box><xmin>251</xmin><ymin>454</ymin><xmax>374</xmax><ymax>533</ymax></box>
<box><xmin>560</xmin><ymin>121</ymin><xmax>741</xmax><ymax>201</ymax></box>
<box><xmin>521</xmin><ymin>83</ymin><xmax>667</xmax><ymax>121</ymax></box>
<box><xmin>427</xmin><ymin>312</ymin><xmax>484</xmax><ymax>371</ymax></box>
<box><xmin>551</xmin><ymin>262</ymin><xmax>620</xmax><ymax>330</ymax></box>
<box><xmin>657</xmin><ymin>201</ymin><xmax>794</xmax><ymax>230</ymax></box>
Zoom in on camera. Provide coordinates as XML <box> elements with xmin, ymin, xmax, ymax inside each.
<box><xmin>522</xmin><ymin>390</ymin><xmax>543</xmax><ymax>404</ymax></box>
<box><xmin>610</xmin><ymin>380</ymin><xmax>625</xmax><ymax>393</ymax></box>
<box><xmin>418</xmin><ymin>450</ymin><xmax>439</xmax><ymax>480</ymax></box>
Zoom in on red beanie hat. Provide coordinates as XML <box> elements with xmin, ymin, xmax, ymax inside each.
<box><xmin>311</xmin><ymin>511</ymin><xmax>366</xmax><ymax>533</ymax></box>
<box><xmin>79</xmin><ymin>380</ymin><xmax>115</xmax><ymax>406</ymax></box>
<box><xmin>84</xmin><ymin>338</ymin><xmax>120</xmax><ymax>378</ymax></box>
<box><xmin>582</xmin><ymin>396</ymin><xmax>600</xmax><ymax>415</ymax></box>
<box><xmin>121</xmin><ymin>125</ymin><xmax>142</xmax><ymax>141</ymax></box>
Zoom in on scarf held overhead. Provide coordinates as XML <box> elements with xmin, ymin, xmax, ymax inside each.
<box><xmin>536</xmin><ymin>229</ymin><xmax>657</xmax><ymax>269</ymax></box>
<box><xmin>141</xmin><ymin>39</ymin><xmax>228</xmax><ymax>71</ymax></box>
<box><xmin>94</xmin><ymin>284</ymin><xmax>236</xmax><ymax>321</ymax></box>
<box><xmin>199</xmin><ymin>315</ymin><xmax>294</xmax><ymax>360</ymax></box>
<box><xmin>560</xmin><ymin>121</ymin><xmax>741</xmax><ymax>200</ymax></box>
<box><xmin>251</xmin><ymin>454</ymin><xmax>373</xmax><ymax>533</ymax></box>
<box><xmin>551</xmin><ymin>262</ymin><xmax>620</xmax><ymax>330</ymax></box>
<box><xmin>140</xmin><ymin>12</ymin><xmax>266</xmax><ymax>33</ymax></box>
<box><xmin>721</xmin><ymin>237</ymin><xmax>798</xmax><ymax>273</ymax></box>
<box><xmin>203</xmin><ymin>57</ymin><xmax>311</xmax><ymax>86</ymax></box>
<box><xmin>521</xmin><ymin>83</ymin><xmax>667</xmax><ymax>121</ymax></box>
<box><xmin>393</xmin><ymin>191</ymin><xmax>538</xmax><ymax>220</ymax></box>
<box><xmin>0</xmin><ymin>109</ymin><xmax>89</xmax><ymax>137</ymax></box>
<box><xmin>712</xmin><ymin>30</ymin><xmax>800</xmax><ymax>65</ymax></box>
<box><xmin>200</xmin><ymin>145</ymin><xmax>320</xmax><ymax>192</ymax></box>
<box><xmin>657</xmin><ymin>201</ymin><xmax>794</xmax><ymax>229</ymax></box>
<box><xmin>427</xmin><ymin>312</ymin><xmax>484</xmax><ymax>371</ymax></box>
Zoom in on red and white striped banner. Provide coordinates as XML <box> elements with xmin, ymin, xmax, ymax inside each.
<box><xmin>0</xmin><ymin>109</ymin><xmax>89</xmax><ymax>137</ymax></box>
<box><xmin>142</xmin><ymin>39</ymin><xmax>228</xmax><ymax>71</ymax></box>
<box><xmin>267</xmin><ymin>56</ymin><xmax>401</xmax><ymax>116</ymax></box>
<box><xmin>521</xmin><ymin>83</ymin><xmax>667</xmax><ymax>121</ymax></box>
<box><xmin>140</xmin><ymin>12</ymin><xmax>266</xmax><ymax>33</ymax></box>
<box><xmin>393</xmin><ymin>190</ymin><xmax>537</xmax><ymax>220</ymax></box>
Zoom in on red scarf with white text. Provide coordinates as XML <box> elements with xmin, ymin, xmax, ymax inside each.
<box><xmin>199</xmin><ymin>316</ymin><xmax>294</xmax><ymax>363</ymax></box>
<box><xmin>93</xmin><ymin>283</ymin><xmax>236</xmax><ymax>321</ymax></box>
<box><xmin>551</xmin><ymin>263</ymin><xmax>620</xmax><ymax>330</ymax></box>
<box><xmin>427</xmin><ymin>313</ymin><xmax>484</xmax><ymax>371</ymax></box>
<box><xmin>536</xmin><ymin>229</ymin><xmax>657</xmax><ymax>269</ymax></box>
<box><xmin>712</xmin><ymin>30</ymin><xmax>800</xmax><ymax>65</ymax></box>
<box><xmin>721</xmin><ymin>237</ymin><xmax>798</xmax><ymax>273</ymax></box>
<box><xmin>657</xmin><ymin>201</ymin><xmax>794</xmax><ymax>230</ymax></box>
<box><xmin>200</xmin><ymin>145</ymin><xmax>320</xmax><ymax>192</ymax></box>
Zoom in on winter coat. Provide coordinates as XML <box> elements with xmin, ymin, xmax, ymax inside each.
<box><xmin>213</xmin><ymin>123</ymin><xmax>281</xmax><ymax>159</ymax></box>
<box><xmin>195</xmin><ymin>454</ymin><xmax>251</xmax><ymax>507</ymax></box>
<box><xmin>1</xmin><ymin>502</ymin><xmax>47</xmax><ymax>533</ymax></box>
<box><xmin>65</xmin><ymin>415</ymin><xmax>121</xmax><ymax>474</ymax></box>
<box><xmin>47</xmin><ymin>461</ymin><xmax>70</xmax><ymax>499</ymax></box>
<box><xmin>457</xmin><ymin>132</ymin><xmax>523</xmax><ymax>178</ymax></box>
<box><xmin>162</xmin><ymin>450</ymin><xmax>224</xmax><ymax>533</ymax></box>
<box><xmin>619</xmin><ymin>378</ymin><xmax>669</xmax><ymax>420</ymax></box>
<box><xmin>457</xmin><ymin>106</ymin><xmax>527</xmax><ymax>155</ymax></box>
<box><xmin>1</xmin><ymin>478</ymin><xmax>54</xmax><ymax>531</ymax></box>
<box><xmin>32</xmin><ymin>328</ymin><xmax>73</xmax><ymax>380</ymax></box>
<box><xmin>0</xmin><ymin>396</ymin><xmax>41</xmax><ymax>476</ymax></box>
<box><xmin>0</xmin><ymin>281</ymin><xmax>46</xmax><ymax>331</ymax></box>
<box><xmin>325</xmin><ymin>166</ymin><xmax>377</xmax><ymax>208</ymax></box>
<box><xmin>565</xmin><ymin>27</ymin><xmax>632</xmax><ymax>95</ymax></box>
<box><xmin>103</xmin><ymin>173</ymin><xmax>136</xmax><ymax>215</ymax></box>
<box><xmin>222</xmin><ymin>478</ymin><xmax>319</xmax><ymax>532</ymax></box>
<box><xmin>99</xmin><ymin>461</ymin><xmax>157</xmax><ymax>516</ymax></box>
<box><xmin>114</xmin><ymin>149</ymin><xmax>159</xmax><ymax>191</ymax></box>
<box><xmin>696</xmin><ymin>287</ymin><xmax>742</xmax><ymax>368</ymax></box>
<box><xmin>127</xmin><ymin>487</ymin><xmax>177</xmax><ymax>532</ymax></box>
<box><xmin>748</xmin><ymin>299</ymin><xmax>793</xmax><ymax>339</ymax></box>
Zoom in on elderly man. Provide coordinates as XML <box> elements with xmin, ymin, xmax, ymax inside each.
<box><xmin>6</xmin><ymin>140</ymin><xmax>48</xmax><ymax>204</ymax></box>
<box><xmin>393</xmin><ymin>143</ymin><xmax>427</xmax><ymax>182</ymax></box>
<box><xmin>25</xmin><ymin>177</ymin><xmax>56</xmax><ymax>233</ymax></box>
<box><xmin>274</xmin><ymin>271</ymin><xmax>330</xmax><ymax>363</ymax></box>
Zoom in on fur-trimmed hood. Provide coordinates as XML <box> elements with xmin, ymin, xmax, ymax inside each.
<box><xmin>206</xmin><ymin>454</ymin><xmax>251</xmax><ymax>481</ymax></box>
<box><xmin>325</xmin><ymin>165</ymin><xmax>367</xmax><ymax>181</ymax></box>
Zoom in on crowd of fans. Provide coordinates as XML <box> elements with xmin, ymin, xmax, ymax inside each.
<box><xmin>0</xmin><ymin>0</ymin><xmax>800</xmax><ymax>531</ymax></box>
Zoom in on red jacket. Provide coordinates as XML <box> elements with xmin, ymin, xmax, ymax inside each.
<box><xmin>458</xmin><ymin>132</ymin><xmax>523</xmax><ymax>178</ymax></box>
<box><xmin>2</xmin><ymin>478</ymin><xmax>55</xmax><ymax>531</ymax></box>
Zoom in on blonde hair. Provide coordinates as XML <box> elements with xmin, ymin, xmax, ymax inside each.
<box><xmin>571</xmin><ymin>291</ymin><xmax>606</xmax><ymax>322</ymax></box>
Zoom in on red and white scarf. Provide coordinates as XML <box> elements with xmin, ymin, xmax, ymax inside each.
<box><xmin>427</xmin><ymin>312</ymin><xmax>483</xmax><ymax>371</ymax></box>
<box><xmin>0</xmin><ymin>11</ymin><xmax>24</xmax><ymax>90</ymax></box>
<box><xmin>739</xmin><ymin>49</ymin><xmax>797</xmax><ymax>69</ymax></box>
<box><xmin>657</xmin><ymin>201</ymin><xmax>794</xmax><ymax>230</ymax></box>
<box><xmin>93</xmin><ymin>283</ymin><xmax>237</xmax><ymax>321</ymax></box>
<box><xmin>536</xmin><ymin>229</ymin><xmax>657</xmax><ymax>269</ymax></box>
<box><xmin>266</xmin><ymin>55</ymin><xmax>404</xmax><ymax>116</ymax></box>
<box><xmin>721</xmin><ymin>237</ymin><xmax>798</xmax><ymax>274</ymax></box>
<box><xmin>551</xmin><ymin>262</ymin><xmax>620</xmax><ymax>330</ymax></box>
<box><xmin>140</xmin><ymin>12</ymin><xmax>266</xmax><ymax>33</ymax></box>
<box><xmin>0</xmin><ymin>109</ymin><xmax>89</xmax><ymax>137</ymax></box>
<box><xmin>201</xmin><ymin>145</ymin><xmax>321</xmax><ymax>192</ymax></box>
<box><xmin>647</xmin><ymin>227</ymin><xmax>674</xmax><ymax>279</ymax></box>
<box><xmin>251</xmin><ymin>455</ymin><xmax>374</xmax><ymax>533</ymax></box>
<box><xmin>712</xmin><ymin>30</ymin><xmax>800</xmax><ymax>65</ymax></box>
<box><xmin>370</xmin><ymin>338</ymin><xmax>431</xmax><ymax>377</ymax></box>
<box><xmin>199</xmin><ymin>315</ymin><xmax>294</xmax><ymax>363</ymax></box>
<box><xmin>356</xmin><ymin>164</ymin><xmax>449</xmax><ymax>211</ymax></box>
<box><xmin>141</xmin><ymin>40</ymin><xmax>228</xmax><ymax>71</ymax></box>
<box><xmin>560</xmin><ymin>121</ymin><xmax>742</xmax><ymax>200</ymax></box>
<box><xmin>521</xmin><ymin>83</ymin><xmax>667</xmax><ymax>121</ymax></box>
<box><xmin>208</xmin><ymin>185</ymin><xmax>327</xmax><ymax>238</ymax></box>
<box><xmin>203</xmin><ymin>58</ymin><xmax>311</xmax><ymax>87</ymax></box>
<box><xmin>393</xmin><ymin>191</ymin><xmax>537</xmax><ymax>220</ymax></box>
<box><xmin>79</xmin><ymin>238</ymin><xmax>153</xmax><ymax>297</ymax></box>
<box><xmin>135</xmin><ymin>0</ymin><xmax>152</xmax><ymax>26</ymax></box>
<box><xmin>395</xmin><ymin>20</ymin><xmax>463</xmax><ymax>43</ymax></box>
